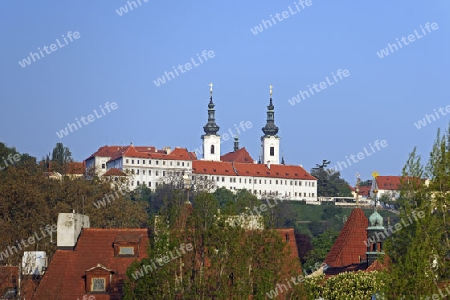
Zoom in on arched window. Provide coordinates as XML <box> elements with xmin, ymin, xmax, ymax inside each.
<box><xmin>211</xmin><ymin>145</ymin><xmax>215</xmax><ymax>154</ymax></box>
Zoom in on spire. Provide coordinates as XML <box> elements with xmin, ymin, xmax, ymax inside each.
<box><xmin>233</xmin><ymin>131</ymin><xmax>239</xmax><ymax>152</ymax></box>
<box><xmin>281</xmin><ymin>151</ymin><xmax>285</xmax><ymax>165</ymax></box>
<box><xmin>203</xmin><ymin>82</ymin><xmax>219</xmax><ymax>136</ymax></box>
<box><xmin>262</xmin><ymin>84</ymin><xmax>279</xmax><ymax>137</ymax></box>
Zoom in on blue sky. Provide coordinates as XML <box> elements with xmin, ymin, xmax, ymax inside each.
<box><xmin>0</xmin><ymin>0</ymin><xmax>449</xmax><ymax>183</ymax></box>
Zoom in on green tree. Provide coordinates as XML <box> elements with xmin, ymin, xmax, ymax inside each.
<box><xmin>383</xmin><ymin>127</ymin><xmax>450</xmax><ymax>298</ymax></box>
<box><xmin>51</xmin><ymin>142</ymin><xmax>73</xmax><ymax>173</ymax></box>
<box><xmin>310</xmin><ymin>168</ymin><xmax>352</xmax><ymax>197</ymax></box>
<box><xmin>303</xmin><ymin>228</ymin><xmax>339</xmax><ymax>271</ymax></box>
<box><xmin>125</xmin><ymin>192</ymin><xmax>304</xmax><ymax>299</ymax></box>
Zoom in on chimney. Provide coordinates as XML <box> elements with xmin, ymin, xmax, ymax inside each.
<box><xmin>267</xmin><ymin>161</ymin><xmax>271</xmax><ymax>169</ymax></box>
<box><xmin>57</xmin><ymin>212</ymin><xmax>90</xmax><ymax>250</ymax></box>
<box><xmin>163</xmin><ymin>147</ymin><xmax>172</xmax><ymax>154</ymax></box>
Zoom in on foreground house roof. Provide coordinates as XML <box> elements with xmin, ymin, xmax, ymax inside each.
<box><xmin>324</xmin><ymin>208</ymin><xmax>368</xmax><ymax>268</ymax></box>
<box><xmin>32</xmin><ymin>228</ymin><xmax>150</xmax><ymax>300</ymax></box>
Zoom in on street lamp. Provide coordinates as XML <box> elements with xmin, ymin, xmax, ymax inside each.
<box><xmin>182</xmin><ymin>174</ymin><xmax>191</xmax><ymax>204</ymax></box>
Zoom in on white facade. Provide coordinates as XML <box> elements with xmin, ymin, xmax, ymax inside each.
<box><xmin>261</xmin><ymin>136</ymin><xmax>280</xmax><ymax>165</ymax></box>
<box><xmin>202</xmin><ymin>135</ymin><xmax>221</xmax><ymax>161</ymax></box>
<box><xmin>85</xmin><ymin>155</ymin><xmax>111</xmax><ymax>177</ymax></box>
<box><xmin>193</xmin><ymin>173</ymin><xmax>316</xmax><ymax>201</ymax></box>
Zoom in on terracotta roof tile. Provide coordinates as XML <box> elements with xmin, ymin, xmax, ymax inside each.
<box><xmin>32</xmin><ymin>228</ymin><xmax>150</xmax><ymax>300</ymax></box>
<box><xmin>193</xmin><ymin>160</ymin><xmax>316</xmax><ymax>180</ymax></box>
<box><xmin>220</xmin><ymin>148</ymin><xmax>254</xmax><ymax>163</ymax></box>
<box><xmin>102</xmin><ymin>168</ymin><xmax>127</xmax><ymax>177</ymax></box>
<box><xmin>376</xmin><ymin>176</ymin><xmax>402</xmax><ymax>191</ymax></box>
<box><xmin>324</xmin><ymin>208</ymin><xmax>368</xmax><ymax>267</ymax></box>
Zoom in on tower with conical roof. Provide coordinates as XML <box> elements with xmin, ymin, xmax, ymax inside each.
<box><xmin>261</xmin><ymin>85</ymin><xmax>280</xmax><ymax>165</ymax></box>
<box><xmin>202</xmin><ymin>83</ymin><xmax>221</xmax><ymax>161</ymax></box>
<box><xmin>366</xmin><ymin>173</ymin><xmax>386</xmax><ymax>265</ymax></box>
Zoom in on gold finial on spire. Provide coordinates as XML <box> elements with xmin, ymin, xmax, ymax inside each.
<box><xmin>209</xmin><ymin>82</ymin><xmax>213</xmax><ymax>96</ymax></box>
<box><xmin>270</xmin><ymin>84</ymin><xmax>273</xmax><ymax>97</ymax></box>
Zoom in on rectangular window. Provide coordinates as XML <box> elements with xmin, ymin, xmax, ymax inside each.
<box><xmin>101</xmin><ymin>164</ymin><xmax>105</xmax><ymax>169</ymax></box>
<box><xmin>92</xmin><ymin>278</ymin><xmax>105</xmax><ymax>292</ymax></box>
<box><xmin>276</xmin><ymin>180</ymin><xmax>278</xmax><ymax>184</ymax></box>
<box><xmin>312</xmin><ymin>193</ymin><xmax>315</xmax><ymax>197</ymax></box>
<box><xmin>222</xmin><ymin>177</ymin><xmax>225</xmax><ymax>182</ymax></box>
<box><xmin>136</xmin><ymin>169</ymin><xmax>139</xmax><ymax>175</ymax></box>
<box><xmin>126</xmin><ymin>159</ymin><xmax>129</xmax><ymax>164</ymax></box>
<box><xmin>149</xmin><ymin>160</ymin><xmax>152</xmax><ymax>164</ymax></box>
<box><xmin>132</xmin><ymin>160</ymin><xmax>134</xmax><ymax>164</ymax></box>
<box><xmin>182</xmin><ymin>162</ymin><xmax>185</xmax><ymax>166</ymax></box>
<box><xmin>143</xmin><ymin>170</ymin><xmax>146</xmax><ymax>175</ymax></box>
<box><xmin>299</xmin><ymin>181</ymin><xmax>302</xmax><ymax>186</ymax></box>
<box><xmin>119</xmin><ymin>246</ymin><xmax>135</xmax><ymax>255</ymax></box>
<box><xmin>156</xmin><ymin>171</ymin><xmax>159</xmax><ymax>176</ymax></box>
<box><xmin>187</xmin><ymin>162</ymin><xmax>189</xmax><ymax>166</ymax></box>
<box><xmin>149</xmin><ymin>170</ymin><xmax>151</xmax><ymax>175</ymax></box>
<box><xmin>137</xmin><ymin>181</ymin><xmax>139</xmax><ymax>185</ymax></box>
<box><xmin>304</xmin><ymin>192</ymin><xmax>306</xmax><ymax>197</ymax></box>
<box><xmin>163</xmin><ymin>171</ymin><xmax>166</xmax><ymax>176</ymax></box>
<box><xmin>170</xmin><ymin>161</ymin><xmax>172</xmax><ymax>166</ymax></box>
<box><xmin>156</xmin><ymin>161</ymin><xmax>159</xmax><ymax>165</ymax></box>
<box><xmin>270</xmin><ymin>147</ymin><xmax>274</xmax><ymax>156</ymax></box>
<box><xmin>137</xmin><ymin>160</ymin><xmax>139</xmax><ymax>164</ymax></box>
<box><xmin>230</xmin><ymin>178</ymin><xmax>232</xmax><ymax>183</ymax></box>
<box><xmin>217</xmin><ymin>176</ymin><xmax>219</xmax><ymax>181</ymax></box>
<box><xmin>249</xmin><ymin>179</ymin><xmax>252</xmax><ymax>184</ymax></box>
<box><xmin>143</xmin><ymin>160</ymin><xmax>145</xmax><ymax>164</ymax></box>
<box><xmin>149</xmin><ymin>182</ymin><xmax>151</xmax><ymax>186</ymax></box>
<box><xmin>312</xmin><ymin>182</ymin><xmax>315</xmax><ymax>187</ymax></box>
<box><xmin>177</xmin><ymin>162</ymin><xmax>180</xmax><ymax>166</ymax></box>
<box><xmin>259</xmin><ymin>180</ymin><xmax>261</xmax><ymax>184</ymax></box>
<box><xmin>163</xmin><ymin>161</ymin><xmax>166</xmax><ymax>165</ymax></box>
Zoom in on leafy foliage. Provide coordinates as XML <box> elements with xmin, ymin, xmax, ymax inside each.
<box><xmin>382</xmin><ymin>127</ymin><xmax>450</xmax><ymax>298</ymax></box>
<box><xmin>310</xmin><ymin>168</ymin><xmax>353</xmax><ymax>197</ymax></box>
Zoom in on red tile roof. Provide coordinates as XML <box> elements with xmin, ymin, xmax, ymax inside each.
<box><xmin>220</xmin><ymin>147</ymin><xmax>254</xmax><ymax>163</ymax></box>
<box><xmin>67</xmin><ymin>162</ymin><xmax>85</xmax><ymax>175</ymax></box>
<box><xmin>86</xmin><ymin>145</ymin><xmax>127</xmax><ymax>160</ymax></box>
<box><xmin>108</xmin><ymin>146</ymin><xmax>195</xmax><ymax>162</ymax></box>
<box><xmin>349</xmin><ymin>185</ymin><xmax>371</xmax><ymax>197</ymax></box>
<box><xmin>324</xmin><ymin>208</ymin><xmax>368</xmax><ymax>267</ymax></box>
<box><xmin>375</xmin><ymin>176</ymin><xmax>402</xmax><ymax>191</ymax></box>
<box><xmin>32</xmin><ymin>228</ymin><xmax>150</xmax><ymax>300</ymax></box>
<box><xmin>102</xmin><ymin>168</ymin><xmax>127</xmax><ymax>177</ymax></box>
<box><xmin>193</xmin><ymin>160</ymin><xmax>316</xmax><ymax>180</ymax></box>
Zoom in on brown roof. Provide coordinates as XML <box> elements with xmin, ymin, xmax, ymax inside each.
<box><xmin>220</xmin><ymin>147</ymin><xmax>254</xmax><ymax>163</ymax></box>
<box><xmin>324</xmin><ymin>208</ymin><xmax>368</xmax><ymax>267</ymax></box>
<box><xmin>376</xmin><ymin>176</ymin><xmax>402</xmax><ymax>191</ymax></box>
<box><xmin>66</xmin><ymin>162</ymin><xmax>85</xmax><ymax>175</ymax></box>
<box><xmin>108</xmin><ymin>145</ymin><xmax>195</xmax><ymax>162</ymax></box>
<box><xmin>32</xmin><ymin>228</ymin><xmax>150</xmax><ymax>300</ymax></box>
<box><xmin>86</xmin><ymin>145</ymin><xmax>127</xmax><ymax>160</ymax></box>
<box><xmin>102</xmin><ymin>168</ymin><xmax>127</xmax><ymax>177</ymax></box>
<box><xmin>193</xmin><ymin>160</ymin><xmax>316</xmax><ymax>180</ymax></box>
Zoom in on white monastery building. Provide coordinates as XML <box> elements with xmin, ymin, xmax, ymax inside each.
<box><xmin>85</xmin><ymin>85</ymin><xmax>317</xmax><ymax>201</ymax></box>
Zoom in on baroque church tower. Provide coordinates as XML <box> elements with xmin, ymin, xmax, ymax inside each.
<box><xmin>202</xmin><ymin>83</ymin><xmax>221</xmax><ymax>161</ymax></box>
<box><xmin>261</xmin><ymin>85</ymin><xmax>280</xmax><ymax>165</ymax></box>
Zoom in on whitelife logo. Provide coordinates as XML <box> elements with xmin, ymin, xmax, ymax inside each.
<box><xmin>288</xmin><ymin>69</ymin><xmax>350</xmax><ymax>106</ymax></box>
<box><xmin>376</xmin><ymin>22</ymin><xmax>438</xmax><ymax>59</ymax></box>
<box><xmin>250</xmin><ymin>0</ymin><xmax>313</xmax><ymax>35</ymax></box>
<box><xmin>152</xmin><ymin>50</ymin><xmax>215</xmax><ymax>87</ymax></box>
<box><xmin>18</xmin><ymin>31</ymin><xmax>81</xmax><ymax>68</ymax></box>
<box><xmin>56</xmin><ymin>102</ymin><xmax>118</xmax><ymax>139</ymax></box>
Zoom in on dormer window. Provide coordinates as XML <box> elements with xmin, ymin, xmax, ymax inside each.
<box><xmin>113</xmin><ymin>233</ymin><xmax>141</xmax><ymax>257</ymax></box>
<box><xmin>85</xmin><ymin>264</ymin><xmax>114</xmax><ymax>294</ymax></box>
